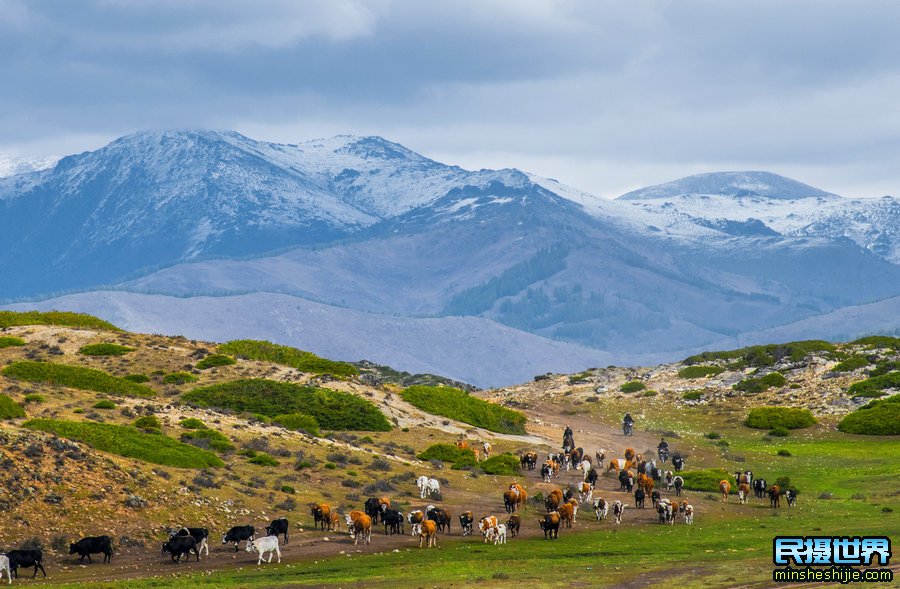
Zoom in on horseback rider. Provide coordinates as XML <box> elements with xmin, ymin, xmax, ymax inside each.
<box><xmin>562</xmin><ymin>425</ymin><xmax>575</xmax><ymax>450</ymax></box>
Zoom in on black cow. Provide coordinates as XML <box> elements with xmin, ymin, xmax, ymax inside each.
<box><xmin>162</xmin><ymin>535</ymin><xmax>199</xmax><ymax>563</ymax></box>
<box><xmin>634</xmin><ymin>488</ymin><xmax>645</xmax><ymax>509</ymax></box>
<box><xmin>651</xmin><ymin>490</ymin><xmax>661</xmax><ymax>508</ymax></box>
<box><xmin>459</xmin><ymin>512</ymin><xmax>474</xmax><ymax>536</ymax></box>
<box><xmin>785</xmin><ymin>489</ymin><xmax>798</xmax><ymax>507</ymax></box>
<box><xmin>172</xmin><ymin>528</ymin><xmax>209</xmax><ymax>557</ymax></box>
<box><xmin>539</xmin><ymin>512</ymin><xmax>560</xmax><ymax>540</ymax></box>
<box><xmin>265</xmin><ymin>518</ymin><xmax>289</xmax><ymax>544</ymax></box>
<box><xmin>222</xmin><ymin>525</ymin><xmax>255</xmax><ymax>551</ymax></box>
<box><xmin>381</xmin><ymin>509</ymin><xmax>404</xmax><ymax>535</ymax></box>
<box><xmin>426</xmin><ymin>507</ymin><xmax>452</xmax><ymax>534</ymax></box>
<box><xmin>618</xmin><ymin>470</ymin><xmax>634</xmax><ymax>492</ymax></box>
<box><xmin>364</xmin><ymin>498</ymin><xmax>382</xmax><ymax>523</ymax></box>
<box><xmin>69</xmin><ymin>535</ymin><xmax>113</xmax><ymax>564</ymax></box>
<box><xmin>586</xmin><ymin>468</ymin><xmax>599</xmax><ymax>486</ymax></box>
<box><xmin>672</xmin><ymin>455</ymin><xmax>685</xmax><ymax>471</ymax></box>
<box><xmin>674</xmin><ymin>476</ymin><xmax>684</xmax><ymax>496</ymax></box>
<box><xmin>753</xmin><ymin>478</ymin><xmax>767</xmax><ymax>499</ymax></box>
<box><xmin>6</xmin><ymin>549</ymin><xmax>47</xmax><ymax>578</ymax></box>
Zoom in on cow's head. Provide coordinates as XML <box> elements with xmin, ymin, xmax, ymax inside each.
<box><xmin>245</xmin><ymin>540</ymin><xmax>256</xmax><ymax>552</ymax></box>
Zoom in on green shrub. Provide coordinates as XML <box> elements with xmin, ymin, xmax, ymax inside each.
<box><xmin>684</xmin><ymin>340</ymin><xmax>835</xmax><ymax>369</ymax></box>
<box><xmin>847</xmin><ymin>371</ymin><xmax>900</xmax><ymax>398</ymax></box>
<box><xmin>0</xmin><ymin>336</ymin><xmax>26</xmax><ymax>348</ymax></box>
<box><xmin>23</xmin><ymin>418</ymin><xmax>222</xmax><ymax>468</ymax></box>
<box><xmin>0</xmin><ymin>311</ymin><xmax>119</xmax><ymax>331</ymax></box>
<box><xmin>163</xmin><ymin>372</ymin><xmax>198</xmax><ymax>385</ymax></box>
<box><xmin>768</xmin><ymin>427</ymin><xmax>790</xmax><ymax>437</ymax></box>
<box><xmin>196</xmin><ymin>354</ymin><xmax>236</xmax><ymax>370</ymax></box>
<box><xmin>677</xmin><ymin>365</ymin><xmax>724</xmax><ymax>379</ymax></box>
<box><xmin>850</xmin><ymin>335</ymin><xmax>900</xmax><ymax>350</ymax></box>
<box><xmin>0</xmin><ymin>394</ymin><xmax>26</xmax><ymax>419</ymax></box>
<box><xmin>93</xmin><ymin>400</ymin><xmax>116</xmax><ymax>409</ymax></box>
<box><xmin>73</xmin><ymin>408</ymin><xmax>84</xmax><ymax>414</ymax></box>
<box><xmin>679</xmin><ymin>468</ymin><xmax>736</xmax><ymax>493</ymax></box>
<box><xmin>704</xmin><ymin>432</ymin><xmax>721</xmax><ymax>439</ymax></box>
<box><xmin>280</xmin><ymin>485</ymin><xmax>295</xmax><ymax>494</ymax></box>
<box><xmin>179</xmin><ymin>418</ymin><xmax>207</xmax><ymax>429</ymax></box>
<box><xmin>133</xmin><ymin>415</ymin><xmax>162</xmax><ymax>432</ymax></box>
<box><xmin>180</xmin><ymin>428</ymin><xmax>235</xmax><ymax>453</ymax></box>
<box><xmin>272</xmin><ymin>413</ymin><xmax>320</xmax><ymax>436</ymax></box>
<box><xmin>777</xmin><ymin>449</ymin><xmax>792</xmax><ymax>457</ymax></box>
<box><xmin>641</xmin><ymin>390</ymin><xmax>657</xmax><ymax>397</ymax></box>
<box><xmin>400</xmin><ymin>385</ymin><xmax>526</xmax><ymax>434</ymax></box>
<box><xmin>838</xmin><ymin>395</ymin><xmax>900</xmax><ymax>435</ymax></box>
<box><xmin>733</xmin><ymin>372</ymin><xmax>786</xmax><ymax>393</ymax></box>
<box><xmin>218</xmin><ymin>340</ymin><xmax>357</xmax><ymax>377</ymax></box>
<box><xmin>870</xmin><ymin>361</ymin><xmax>900</xmax><ymax>377</ymax></box>
<box><xmin>479</xmin><ymin>453</ymin><xmax>520</xmax><ymax>476</ymax></box>
<box><xmin>124</xmin><ymin>374</ymin><xmax>150</xmax><ymax>383</ymax></box>
<box><xmin>567</xmin><ymin>371</ymin><xmax>593</xmax><ymax>384</ymax></box>
<box><xmin>23</xmin><ymin>394</ymin><xmax>46</xmax><ymax>404</ymax></box>
<box><xmin>745</xmin><ymin>407</ymin><xmax>816</xmax><ymax>430</ymax></box>
<box><xmin>831</xmin><ymin>355</ymin><xmax>871</xmax><ymax>372</ymax></box>
<box><xmin>619</xmin><ymin>381</ymin><xmax>646</xmax><ymax>393</ymax></box>
<box><xmin>78</xmin><ymin>343</ymin><xmax>134</xmax><ymax>356</ymax></box>
<box><xmin>183</xmin><ymin>379</ymin><xmax>390</xmax><ymax>431</ymax></box>
<box><xmin>682</xmin><ymin>390</ymin><xmax>704</xmax><ymax>401</ymax></box>
<box><xmin>2</xmin><ymin>361</ymin><xmax>153</xmax><ymax>397</ymax></box>
<box><xmin>417</xmin><ymin>443</ymin><xmax>476</xmax><ymax>466</ymax></box>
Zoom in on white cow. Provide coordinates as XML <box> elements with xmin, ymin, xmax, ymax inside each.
<box><xmin>246</xmin><ymin>535</ymin><xmax>281</xmax><ymax>564</ymax></box>
<box><xmin>490</xmin><ymin>523</ymin><xmax>508</xmax><ymax>545</ymax></box>
<box><xmin>611</xmin><ymin>500</ymin><xmax>627</xmax><ymax>525</ymax></box>
<box><xmin>593</xmin><ymin>498</ymin><xmax>608</xmax><ymax>522</ymax></box>
<box><xmin>416</xmin><ymin>476</ymin><xmax>440</xmax><ymax>499</ymax></box>
<box><xmin>0</xmin><ymin>554</ymin><xmax>10</xmax><ymax>585</ymax></box>
<box><xmin>683</xmin><ymin>504</ymin><xmax>694</xmax><ymax>525</ymax></box>
<box><xmin>579</xmin><ymin>482</ymin><xmax>593</xmax><ymax>504</ymax></box>
<box><xmin>576</xmin><ymin>460</ymin><xmax>592</xmax><ymax>481</ymax></box>
<box><xmin>482</xmin><ymin>442</ymin><xmax>492</xmax><ymax>459</ymax></box>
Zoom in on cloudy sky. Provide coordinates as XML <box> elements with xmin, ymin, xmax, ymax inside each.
<box><xmin>1</xmin><ymin>0</ymin><xmax>899</xmax><ymax>198</ymax></box>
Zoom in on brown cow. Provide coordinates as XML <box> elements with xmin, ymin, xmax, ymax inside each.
<box><xmin>479</xmin><ymin>515</ymin><xmax>498</xmax><ymax>543</ymax></box>
<box><xmin>638</xmin><ymin>473</ymin><xmax>654</xmax><ymax>496</ymax></box>
<box><xmin>456</xmin><ymin>439</ymin><xmax>469</xmax><ymax>451</ymax></box>
<box><xmin>418</xmin><ymin>520</ymin><xmax>437</xmax><ymax>548</ymax></box>
<box><xmin>327</xmin><ymin>511</ymin><xmax>341</xmax><ymax>532</ymax></box>
<box><xmin>508</xmin><ymin>483</ymin><xmax>528</xmax><ymax>511</ymax></box>
<box><xmin>606</xmin><ymin>458</ymin><xmax>638</xmax><ymax>473</ymax></box>
<box><xmin>558</xmin><ymin>502</ymin><xmax>576</xmax><ymax>528</ymax></box>
<box><xmin>545</xmin><ymin>488</ymin><xmax>564</xmax><ymax>511</ymax></box>
<box><xmin>738</xmin><ymin>483</ymin><xmax>751</xmax><ymax>504</ymax></box>
<box><xmin>310</xmin><ymin>503</ymin><xmax>331</xmax><ymax>531</ymax></box>
<box><xmin>506</xmin><ymin>514</ymin><xmax>521</xmax><ymax>537</ymax></box>
<box><xmin>539</xmin><ymin>511</ymin><xmax>561</xmax><ymax>539</ymax></box>
<box><xmin>345</xmin><ymin>511</ymin><xmax>372</xmax><ymax>545</ymax></box>
<box><xmin>624</xmin><ymin>448</ymin><xmax>636</xmax><ymax>461</ymax></box>
<box><xmin>719</xmin><ymin>480</ymin><xmax>731</xmax><ymax>502</ymax></box>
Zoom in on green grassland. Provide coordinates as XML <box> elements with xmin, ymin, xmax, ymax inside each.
<box><xmin>24</xmin><ymin>418</ymin><xmax>223</xmax><ymax>468</ymax></box>
<box><xmin>0</xmin><ymin>310</ymin><xmax>120</xmax><ymax>330</ymax></box>
<box><xmin>2</xmin><ymin>361</ymin><xmax>155</xmax><ymax>397</ymax></box>
<box><xmin>78</xmin><ymin>343</ymin><xmax>135</xmax><ymax>356</ymax></box>
<box><xmin>401</xmin><ymin>385</ymin><xmax>527</xmax><ymax>434</ymax></box>
<box><xmin>218</xmin><ymin>339</ymin><xmax>357</xmax><ymax>376</ymax></box>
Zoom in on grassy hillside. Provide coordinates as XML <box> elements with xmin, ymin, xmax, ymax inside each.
<box><xmin>3</xmin><ymin>361</ymin><xmax>155</xmax><ymax>397</ymax></box>
<box><xmin>218</xmin><ymin>340</ymin><xmax>357</xmax><ymax>377</ymax></box>
<box><xmin>401</xmin><ymin>385</ymin><xmax>526</xmax><ymax>434</ymax></box>
<box><xmin>0</xmin><ymin>310</ymin><xmax>120</xmax><ymax>330</ymax></box>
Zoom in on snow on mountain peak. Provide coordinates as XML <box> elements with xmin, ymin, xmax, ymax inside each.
<box><xmin>617</xmin><ymin>171</ymin><xmax>840</xmax><ymax>201</ymax></box>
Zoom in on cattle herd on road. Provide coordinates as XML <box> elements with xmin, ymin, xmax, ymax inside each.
<box><xmin>0</xmin><ymin>431</ymin><xmax>798</xmax><ymax>581</ymax></box>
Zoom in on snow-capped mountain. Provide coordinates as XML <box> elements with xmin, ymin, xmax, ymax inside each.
<box><xmin>0</xmin><ymin>153</ymin><xmax>58</xmax><ymax>178</ymax></box>
<box><xmin>2</xmin><ymin>131</ymin><xmax>899</xmax><ymax>386</ymax></box>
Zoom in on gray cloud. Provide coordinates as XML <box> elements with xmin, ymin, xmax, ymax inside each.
<box><xmin>1</xmin><ymin>0</ymin><xmax>899</xmax><ymax>197</ymax></box>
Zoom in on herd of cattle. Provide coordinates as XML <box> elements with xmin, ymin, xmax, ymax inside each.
<box><xmin>0</xmin><ymin>438</ymin><xmax>798</xmax><ymax>581</ymax></box>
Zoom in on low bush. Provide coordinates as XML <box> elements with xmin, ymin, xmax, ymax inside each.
<box><xmin>847</xmin><ymin>371</ymin><xmax>900</xmax><ymax>398</ymax></box>
<box><xmin>831</xmin><ymin>355</ymin><xmax>871</xmax><ymax>372</ymax></box>
<box><xmin>23</xmin><ymin>418</ymin><xmax>222</xmax><ymax>468</ymax></box>
<box><xmin>163</xmin><ymin>372</ymin><xmax>198</xmax><ymax>385</ymax></box>
<box><xmin>124</xmin><ymin>374</ymin><xmax>150</xmax><ymax>383</ymax></box>
<box><xmin>677</xmin><ymin>365</ymin><xmax>724</xmax><ymax>379</ymax></box>
<box><xmin>400</xmin><ymin>386</ymin><xmax>526</xmax><ymax>434</ymax></box>
<box><xmin>679</xmin><ymin>468</ymin><xmax>737</xmax><ymax>493</ymax></box>
<box><xmin>837</xmin><ymin>395</ymin><xmax>900</xmax><ymax>435</ymax></box>
<box><xmin>133</xmin><ymin>415</ymin><xmax>162</xmax><ymax>432</ymax></box>
<box><xmin>733</xmin><ymin>372</ymin><xmax>786</xmax><ymax>393</ymax></box>
<box><xmin>745</xmin><ymin>407</ymin><xmax>816</xmax><ymax>430</ymax></box>
<box><xmin>196</xmin><ymin>354</ymin><xmax>236</xmax><ymax>370</ymax></box>
<box><xmin>682</xmin><ymin>390</ymin><xmax>704</xmax><ymax>401</ymax></box>
<box><xmin>0</xmin><ymin>394</ymin><xmax>26</xmax><ymax>419</ymax></box>
<box><xmin>777</xmin><ymin>449</ymin><xmax>792</xmax><ymax>457</ymax></box>
<box><xmin>179</xmin><ymin>418</ymin><xmax>206</xmax><ymax>429</ymax></box>
<box><xmin>78</xmin><ymin>343</ymin><xmax>134</xmax><ymax>356</ymax></box>
<box><xmin>183</xmin><ymin>379</ymin><xmax>390</xmax><ymax>431</ymax></box>
<box><xmin>23</xmin><ymin>394</ymin><xmax>46</xmax><ymax>404</ymax></box>
<box><xmin>2</xmin><ymin>361</ymin><xmax>153</xmax><ymax>397</ymax></box>
<box><xmin>272</xmin><ymin>413</ymin><xmax>320</xmax><ymax>436</ymax></box>
<box><xmin>850</xmin><ymin>335</ymin><xmax>900</xmax><ymax>350</ymax></box>
<box><xmin>479</xmin><ymin>453</ymin><xmax>520</xmax><ymax>476</ymax></box>
<box><xmin>870</xmin><ymin>360</ymin><xmax>900</xmax><ymax>377</ymax></box>
<box><xmin>218</xmin><ymin>340</ymin><xmax>357</xmax><ymax>377</ymax></box>
<box><xmin>619</xmin><ymin>381</ymin><xmax>646</xmax><ymax>393</ymax></box>
<box><xmin>417</xmin><ymin>443</ymin><xmax>476</xmax><ymax>466</ymax></box>
<box><xmin>0</xmin><ymin>310</ymin><xmax>120</xmax><ymax>331</ymax></box>
<box><xmin>180</xmin><ymin>428</ymin><xmax>235</xmax><ymax>453</ymax></box>
<box><xmin>93</xmin><ymin>399</ymin><xmax>116</xmax><ymax>409</ymax></box>
<box><xmin>683</xmin><ymin>340</ymin><xmax>835</xmax><ymax>369</ymax></box>
<box><xmin>0</xmin><ymin>336</ymin><xmax>26</xmax><ymax>348</ymax></box>
<box><xmin>768</xmin><ymin>427</ymin><xmax>790</xmax><ymax>437</ymax></box>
